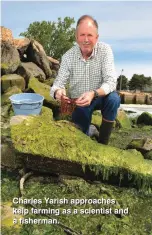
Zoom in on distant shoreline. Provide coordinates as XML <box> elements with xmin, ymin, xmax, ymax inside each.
<box><xmin>120</xmin><ymin>104</ymin><xmax>152</xmax><ymax>116</ymax></box>
<box><xmin>120</xmin><ymin>104</ymin><xmax>152</xmax><ymax>108</ymax></box>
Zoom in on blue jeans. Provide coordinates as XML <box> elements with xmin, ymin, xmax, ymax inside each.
<box><xmin>72</xmin><ymin>91</ymin><xmax>121</xmax><ymax>134</ymax></box>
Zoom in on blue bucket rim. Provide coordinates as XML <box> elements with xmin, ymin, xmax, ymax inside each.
<box><xmin>9</xmin><ymin>93</ymin><xmax>44</xmax><ymax>104</ymax></box>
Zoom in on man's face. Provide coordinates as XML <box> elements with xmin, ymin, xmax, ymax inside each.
<box><xmin>76</xmin><ymin>20</ymin><xmax>99</xmax><ymax>57</ymax></box>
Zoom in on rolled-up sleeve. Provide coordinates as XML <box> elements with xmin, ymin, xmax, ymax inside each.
<box><xmin>100</xmin><ymin>45</ymin><xmax>117</xmax><ymax>95</ymax></box>
<box><xmin>50</xmin><ymin>54</ymin><xmax>70</xmax><ymax>98</ymax></box>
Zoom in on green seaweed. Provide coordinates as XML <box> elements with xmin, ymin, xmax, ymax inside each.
<box><xmin>91</xmin><ymin>112</ymin><xmax>102</xmax><ymax>128</ymax></box>
<box><xmin>28</xmin><ymin>77</ymin><xmax>60</xmax><ymax>108</ymax></box>
<box><xmin>109</xmin><ymin>126</ymin><xmax>152</xmax><ymax>149</ymax></box>
<box><xmin>1</xmin><ymin>63</ymin><xmax>9</xmax><ymax>69</ymax></box>
<box><xmin>1</xmin><ymin>61</ymin><xmax>21</xmax><ymax>73</ymax></box>
<box><xmin>116</xmin><ymin>110</ymin><xmax>131</xmax><ymax>129</ymax></box>
<box><xmin>144</xmin><ymin>151</ymin><xmax>152</xmax><ymax>160</ymax></box>
<box><xmin>1</xmin><ymin>169</ymin><xmax>152</xmax><ymax>234</ymax></box>
<box><xmin>1</xmin><ymin>86</ymin><xmax>22</xmax><ymax>106</ymax></box>
<box><xmin>137</xmin><ymin>112</ymin><xmax>152</xmax><ymax>126</ymax></box>
<box><xmin>10</xmin><ymin>107</ymin><xmax>152</xmax><ymax>192</ymax></box>
<box><xmin>129</xmin><ymin>139</ymin><xmax>145</xmax><ymax>148</ymax></box>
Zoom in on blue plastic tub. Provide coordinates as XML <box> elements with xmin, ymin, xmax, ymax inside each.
<box><xmin>9</xmin><ymin>93</ymin><xmax>44</xmax><ymax>116</ymax></box>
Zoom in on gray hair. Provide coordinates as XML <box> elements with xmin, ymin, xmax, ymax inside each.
<box><xmin>76</xmin><ymin>15</ymin><xmax>98</xmax><ymax>32</ymax></box>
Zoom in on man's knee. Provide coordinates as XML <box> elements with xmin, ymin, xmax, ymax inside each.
<box><xmin>72</xmin><ymin>106</ymin><xmax>91</xmax><ymax>133</ymax></box>
<box><xmin>102</xmin><ymin>92</ymin><xmax>120</xmax><ymax>121</ymax></box>
<box><xmin>105</xmin><ymin>92</ymin><xmax>120</xmax><ymax>109</ymax></box>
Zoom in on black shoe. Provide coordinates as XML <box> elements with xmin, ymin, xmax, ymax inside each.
<box><xmin>98</xmin><ymin>120</ymin><xmax>114</xmax><ymax>145</ymax></box>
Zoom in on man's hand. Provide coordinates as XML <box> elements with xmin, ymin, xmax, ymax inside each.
<box><xmin>55</xmin><ymin>89</ymin><xmax>71</xmax><ymax>103</ymax></box>
<box><xmin>55</xmin><ymin>89</ymin><xmax>67</xmax><ymax>101</ymax></box>
<box><xmin>75</xmin><ymin>91</ymin><xmax>94</xmax><ymax>107</ymax></box>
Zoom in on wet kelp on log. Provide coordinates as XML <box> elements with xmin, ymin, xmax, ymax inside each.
<box><xmin>10</xmin><ymin>107</ymin><xmax>152</xmax><ymax>193</ymax></box>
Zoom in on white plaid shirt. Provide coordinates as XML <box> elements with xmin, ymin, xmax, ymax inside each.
<box><xmin>50</xmin><ymin>42</ymin><xmax>117</xmax><ymax>99</ymax></box>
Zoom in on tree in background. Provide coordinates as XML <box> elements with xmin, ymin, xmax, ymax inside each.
<box><xmin>20</xmin><ymin>17</ymin><xmax>75</xmax><ymax>60</ymax></box>
<box><xmin>116</xmin><ymin>75</ymin><xmax>128</xmax><ymax>90</ymax></box>
<box><xmin>129</xmin><ymin>74</ymin><xmax>152</xmax><ymax>91</ymax></box>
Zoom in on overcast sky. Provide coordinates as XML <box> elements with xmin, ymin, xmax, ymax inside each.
<box><xmin>1</xmin><ymin>1</ymin><xmax>152</xmax><ymax>79</ymax></box>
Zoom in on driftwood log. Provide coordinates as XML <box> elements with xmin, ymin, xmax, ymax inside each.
<box><xmin>2</xmin><ymin>107</ymin><xmax>151</xmax><ymax>193</ymax></box>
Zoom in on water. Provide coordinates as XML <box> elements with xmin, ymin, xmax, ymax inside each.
<box><xmin>120</xmin><ymin>104</ymin><xmax>152</xmax><ymax>118</ymax></box>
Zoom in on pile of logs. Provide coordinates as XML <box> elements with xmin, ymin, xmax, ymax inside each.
<box><xmin>119</xmin><ymin>91</ymin><xmax>152</xmax><ymax>105</ymax></box>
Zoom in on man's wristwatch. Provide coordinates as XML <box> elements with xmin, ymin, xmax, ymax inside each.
<box><xmin>93</xmin><ymin>90</ymin><xmax>99</xmax><ymax>99</ymax></box>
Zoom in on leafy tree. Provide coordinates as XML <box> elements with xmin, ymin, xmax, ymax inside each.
<box><xmin>129</xmin><ymin>74</ymin><xmax>152</xmax><ymax>91</ymax></box>
<box><xmin>117</xmin><ymin>75</ymin><xmax>128</xmax><ymax>90</ymax></box>
<box><xmin>20</xmin><ymin>17</ymin><xmax>75</xmax><ymax>60</ymax></box>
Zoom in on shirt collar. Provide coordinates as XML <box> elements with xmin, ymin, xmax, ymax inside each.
<box><xmin>76</xmin><ymin>43</ymin><xmax>98</xmax><ymax>60</ymax></box>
